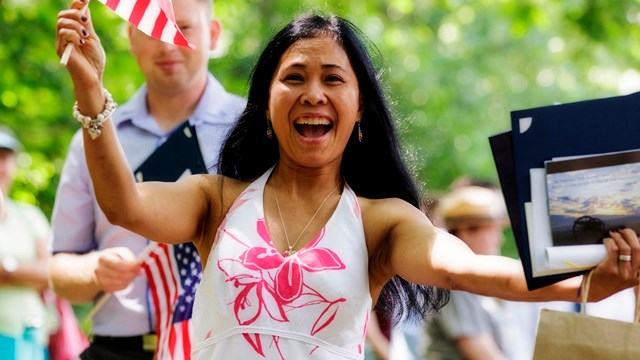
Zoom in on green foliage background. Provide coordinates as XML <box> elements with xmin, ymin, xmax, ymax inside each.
<box><xmin>2</xmin><ymin>0</ymin><xmax>640</xmax><ymax>258</ymax></box>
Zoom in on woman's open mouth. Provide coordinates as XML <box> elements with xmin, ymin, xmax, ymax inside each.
<box><xmin>294</xmin><ymin>118</ymin><xmax>333</xmax><ymax>139</ymax></box>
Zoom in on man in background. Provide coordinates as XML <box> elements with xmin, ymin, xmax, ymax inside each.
<box><xmin>50</xmin><ymin>0</ymin><xmax>245</xmax><ymax>358</ymax></box>
<box><xmin>425</xmin><ymin>184</ymin><xmax>538</xmax><ymax>360</ymax></box>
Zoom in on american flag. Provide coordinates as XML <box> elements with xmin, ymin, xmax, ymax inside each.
<box><xmin>141</xmin><ymin>242</ymin><xmax>202</xmax><ymax>360</ymax></box>
<box><xmin>97</xmin><ymin>0</ymin><xmax>193</xmax><ymax>48</ymax></box>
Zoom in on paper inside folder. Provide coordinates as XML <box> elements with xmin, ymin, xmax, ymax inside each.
<box><xmin>545</xmin><ymin>244</ymin><xmax>607</xmax><ymax>270</ymax></box>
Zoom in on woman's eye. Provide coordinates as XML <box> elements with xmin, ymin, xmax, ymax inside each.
<box><xmin>326</xmin><ymin>75</ymin><xmax>344</xmax><ymax>83</ymax></box>
<box><xmin>284</xmin><ymin>74</ymin><xmax>303</xmax><ymax>82</ymax></box>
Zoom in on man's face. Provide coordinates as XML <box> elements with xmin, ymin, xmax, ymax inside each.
<box><xmin>451</xmin><ymin>219</ymin><xmax>504</xmax><ymax>256</ymax></box>
<box><xmin>0</xmin><ymin>149</ymin><xmax>17</xmax><ymax>194</ymax></box>
<box><xmin>128</xmin><ymin>0</ymin><xmax>220</xmax><ymax>95</ymax></box>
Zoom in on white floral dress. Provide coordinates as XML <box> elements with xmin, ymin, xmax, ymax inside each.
<box><xmin>192</xmin><ymin>168</ymin><xmax>372</xmax><ymax>359</ymax></box>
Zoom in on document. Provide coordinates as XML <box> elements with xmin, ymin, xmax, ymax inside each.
<box><xmin>491</xmin><ymin>91</ymin><xmax>640</xmax><ymax>289</ymax></box>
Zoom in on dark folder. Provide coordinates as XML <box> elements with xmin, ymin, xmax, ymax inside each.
<box><xmin>133</xmin><ymin>121</ymin><xmax>207</xmax><ymax>182</ymax></box>
<box><xmin>496</xmin><ymin>91</ymin><xmax>640</xmax><ymax>290</ymax></box>
<box><xmin>490</xmin><ymin>132</ymin><xmax>578</xmax><ymax>290</ymax></box>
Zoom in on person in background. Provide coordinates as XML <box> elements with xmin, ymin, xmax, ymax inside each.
<box><xmin>0</xmin><ymin>186</ymin><xmax>4</xmax><ymax>219</ymax></box>
<box><xmin>50</xmin><ymin>0</ymin><xmax>245</xmax><ymax>358</ymax></box>
<box><xmin>0</xmin><ymin>127</ymin><xmax>52</xmax><ymax>359</ymax></box>
<box><xmin>365</xmin><ymin>310</ymin><xmax>391</xmax><ymax>360</ymax></box>
<box><xmin>425</xmin><ymin>184</ymin><xmax>539</xmax><ymax>360</ymax></box>
<box><xmin>56</xmin><ymin>7</ymin><xmax>640</xmax><ymax>359</ymax></box>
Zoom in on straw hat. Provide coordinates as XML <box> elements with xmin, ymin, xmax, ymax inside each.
<box><xmin>435</xmin><ymin>186</ymin><xmax>507</xmax><ymax>228</ymax></box>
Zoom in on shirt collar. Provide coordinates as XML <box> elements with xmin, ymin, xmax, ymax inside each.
<box><xmin>113</xmin><ymin>73</ymin><xmax>237</xmax><ymax>134</ymax></box>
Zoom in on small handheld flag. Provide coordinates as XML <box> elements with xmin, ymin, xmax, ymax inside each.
<box><xmin>61</xmin><ymin>0</ymin><xmax>193</xmax><ymax>66</ymax></box>
<box><xmin>98</xmin><ymin>0</ymin><xmax>193</xmax><ymax>48</ymax></box>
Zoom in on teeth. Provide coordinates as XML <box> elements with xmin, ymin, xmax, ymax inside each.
<box><xmin>295</xmin><ymin>118</ymin><xmax>331</xmax><ymax>125</ymax></box>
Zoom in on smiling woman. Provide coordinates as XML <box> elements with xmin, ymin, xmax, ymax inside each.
<box><xmin>266</xmin><ymin>36</ymin><xmax>362</xmax><ymax>166</ymax></box>
<box><xmin>58</xmin><ymin>8</ymin><xmax>640</xmax><ymax>360</ymax></box>
<box><xmin>218</xmin><ymin>13</ymin><xmax>443</xmax><ymax>332</ymax></box>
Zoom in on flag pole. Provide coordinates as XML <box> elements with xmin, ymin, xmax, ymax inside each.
<box><xmin>83</xmin><ymin>242</ymin><xmax>159</xmax><ymax>323</ymax></box>
<box><xmin>60</xmin><ymin>3</ymin><xmax>89</xmax><ymax>66</ymax></box>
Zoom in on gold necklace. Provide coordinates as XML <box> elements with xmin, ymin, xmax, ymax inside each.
<box><xmin>273</xmin><ymin>179</ymin><xmax>340</xmax><ymax>257</ymax></box>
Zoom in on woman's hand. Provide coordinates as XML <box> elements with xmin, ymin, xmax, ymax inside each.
<box><xmin>588</xmin><ymin>228</ymin><xmax>640</xmax><ymax>301</ymax></box>
<box><xmin>56</xmin><ymin>0</ymin><xmax>106</xmax><ymax>90</ymax></box>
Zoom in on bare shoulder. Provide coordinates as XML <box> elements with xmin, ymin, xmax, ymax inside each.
<box><xmin>359</xmin><ymin>197</ymin><xmax>430</xmax><ymax>251</ymax></box>
<box><xmin>359</xmin><ymin>197</ymin><xmax>427</xmax><ymax>230</ymax></box>
<box><xmin>190</xmin><ymin>174</ymin><xmax>252</xmax><ymax>259</ymax></box>
<box><xmin>358</xmin><ymin>197</ymin><xmax>432</xmax><ymax>293</ymax></box>
<box><xmin>193</xmin><ymin>174</ymin><xmax>249</xmax><ymax>199</ymax></box>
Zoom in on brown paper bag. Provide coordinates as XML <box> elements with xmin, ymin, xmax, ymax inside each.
<box><xmin>533</xmin><ymin>272</ymin><xmax>640</xmax><ymax>360</ymax></box>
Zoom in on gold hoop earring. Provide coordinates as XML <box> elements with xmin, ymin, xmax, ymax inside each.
<box><xmin>266</xmin><ymin>118</ymin><xmax>273</xmax><ymax>139</ymax></box>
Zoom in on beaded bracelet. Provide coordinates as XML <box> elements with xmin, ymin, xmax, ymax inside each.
<box><xmin>72</xmin><ymin>89</ymin><xmax>118</xmax><ymax>140</ymax></box>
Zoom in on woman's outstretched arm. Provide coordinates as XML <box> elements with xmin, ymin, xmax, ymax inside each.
<box><xmin>365</xmin><ymin>197</ymin><xmax>639</xmax><ymax>303</ymax></box>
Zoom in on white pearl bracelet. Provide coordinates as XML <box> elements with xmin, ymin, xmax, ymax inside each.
<box><xmin>72</xmin><ymin>89</ymin><xmax>118</xmax><ymax>140</ymax></box>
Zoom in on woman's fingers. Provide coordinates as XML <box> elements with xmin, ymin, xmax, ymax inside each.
<box><xmin>620</xmin><ymin>228</ymin><xmax>640</xmax><ymax>276</ymax></box>
<box><xmin>590</xmin><ymin>230</ymin><xmax>640</xmax><ymax>301</ymax></box>
<box><xmin>56</xmin><ymin>1</ymin><xmax>93</xmax><ymax>58</ymax></box>
<box><xmin>610</xmin><ymin>229</ymin><xmax>640</xmax><ymax>264</ymax></box>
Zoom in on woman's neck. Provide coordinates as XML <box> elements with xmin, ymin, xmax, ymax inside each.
<box><xmin>270</xmin><ymin>162</ymin><xmax>343</xmax><ymax>197</ymax></box>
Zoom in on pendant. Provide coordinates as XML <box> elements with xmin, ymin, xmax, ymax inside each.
<box><xmin>88</xmin><ymin>119</ymin><xmax>103</xmax><ymax>140</ymax></box>
<box><xmin>283</xmin><ymin>246</ymin><xmax>296</xmax><ymax>257</ymax></box>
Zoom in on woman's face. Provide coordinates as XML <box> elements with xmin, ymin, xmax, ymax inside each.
<box><xmin>267</xmin><ymin>36</ymin><xmax>362</xmax><ymax>169</ymax></box>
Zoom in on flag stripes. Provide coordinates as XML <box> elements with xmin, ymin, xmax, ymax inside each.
<box><xmin>97</xmin><ymin>0</ymin><xmax>192</xmax><ymax>48</ymax></box>
<box><xmin>142</xmin><ymin>243</ymin><xmax>192</xmax><ymax>359</ymax></box>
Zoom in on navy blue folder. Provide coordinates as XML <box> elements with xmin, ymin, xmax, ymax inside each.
<box><xmin>133</xmin><ymin>121</ymin><xmax>207</xmax><ymax>182</ymax></box>
<box><xmin>490</xmin><ymin>132</ymin><xmax>579</xmax><ymax>290</ymax></box>
<box><xmin>492</xmin><ymin>91</ymin><xmax>640</xmax><ymax>290</ymax></box>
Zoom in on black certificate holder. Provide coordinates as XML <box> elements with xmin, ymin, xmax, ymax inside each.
<box><xmin>133</xmin><ymin>120</ymin><xmax>208</xmax><ymax>183</ymax></box>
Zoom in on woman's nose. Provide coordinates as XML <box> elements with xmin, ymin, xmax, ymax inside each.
<box><xmin>301</xmin><ymin>82</ymin><xmax>327</xmax><ymax>105</ymax></box>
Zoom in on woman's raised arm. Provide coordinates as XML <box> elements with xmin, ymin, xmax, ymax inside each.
<box><xmin>55</xmin><ymin>0</ymin><xmax>214</xmax><ymax>245</ymax></box>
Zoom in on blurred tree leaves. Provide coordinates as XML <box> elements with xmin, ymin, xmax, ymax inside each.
<box><xmin>2</xmin><ymin>0</ymin><xmax>640</xmax><ymax>219</ymax></box>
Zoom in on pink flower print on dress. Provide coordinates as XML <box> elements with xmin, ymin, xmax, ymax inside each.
<box><xmin>217</xmin><ymin>217</ymin><xmax>348</xmax><ymax>356</ymax></box>
<box><xmin>274</xmin><ymin>237</ymin><xmax>345</xmax><ymax>302</ymax></box>
<box><xmin>254</xmin><ymin>218</ymin><xmax>346</xmax><ymax>302</ymax></box>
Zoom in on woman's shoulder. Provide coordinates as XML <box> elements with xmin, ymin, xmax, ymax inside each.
<box><xmin>5</xmin><ymin>200</ymin><xmax>50</xmax><ymax>238</ymax></box>
<box><xmin>7</xmin><ymin>200</ymin><xmax>47</xmax><ymax>220</ymax></box>
<box><xmin>358</xmin><ymin>196</ymin><xmax>426</xmax><ymax>242</ymax></box>
<box><xmin>195</xmin><ymin>174</ymin><xmax>253</xmax><ymax>200</ymax></box>
<box><xmin>358</xmin><ymin>196</ymin><xmax>421</xmax><ymax>218</ymax></box>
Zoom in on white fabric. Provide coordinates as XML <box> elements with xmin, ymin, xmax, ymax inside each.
<box><xmin>192</xmin><ymin>168</ymin><xmax>372</xmax><ymax>359</ymax></box>
<box><xmin>0</xmin><ymin>200</ymin><xmax>50</xmax><ymax>342</ymax></box>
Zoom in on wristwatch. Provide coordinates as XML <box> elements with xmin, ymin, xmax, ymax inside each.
<box><xmin>1</xmin><ymin>256</ymin><xmax>18</xmax><ymax>276</ymax></box>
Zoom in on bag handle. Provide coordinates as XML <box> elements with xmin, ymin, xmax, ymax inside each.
<box><xmin>580</xmin><ymin>270</ymin><xmax>640</xmax><ymax>323</ymax></box>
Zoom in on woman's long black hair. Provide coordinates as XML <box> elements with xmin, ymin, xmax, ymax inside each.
<box><xmin>218</xmin><ymin>13</ymin><xmax>449</xmax><ymax>324</ymax></box>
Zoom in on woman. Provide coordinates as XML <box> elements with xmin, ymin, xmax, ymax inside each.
<box><xmin>0</xmin><ymin>127</ymin><xmax>51</xmax><ymax>359</ymax></box>
<box><xmin>56</xmin><ymin>4</ymin><xmax>640</xmax><ymax>359</ymax></box>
